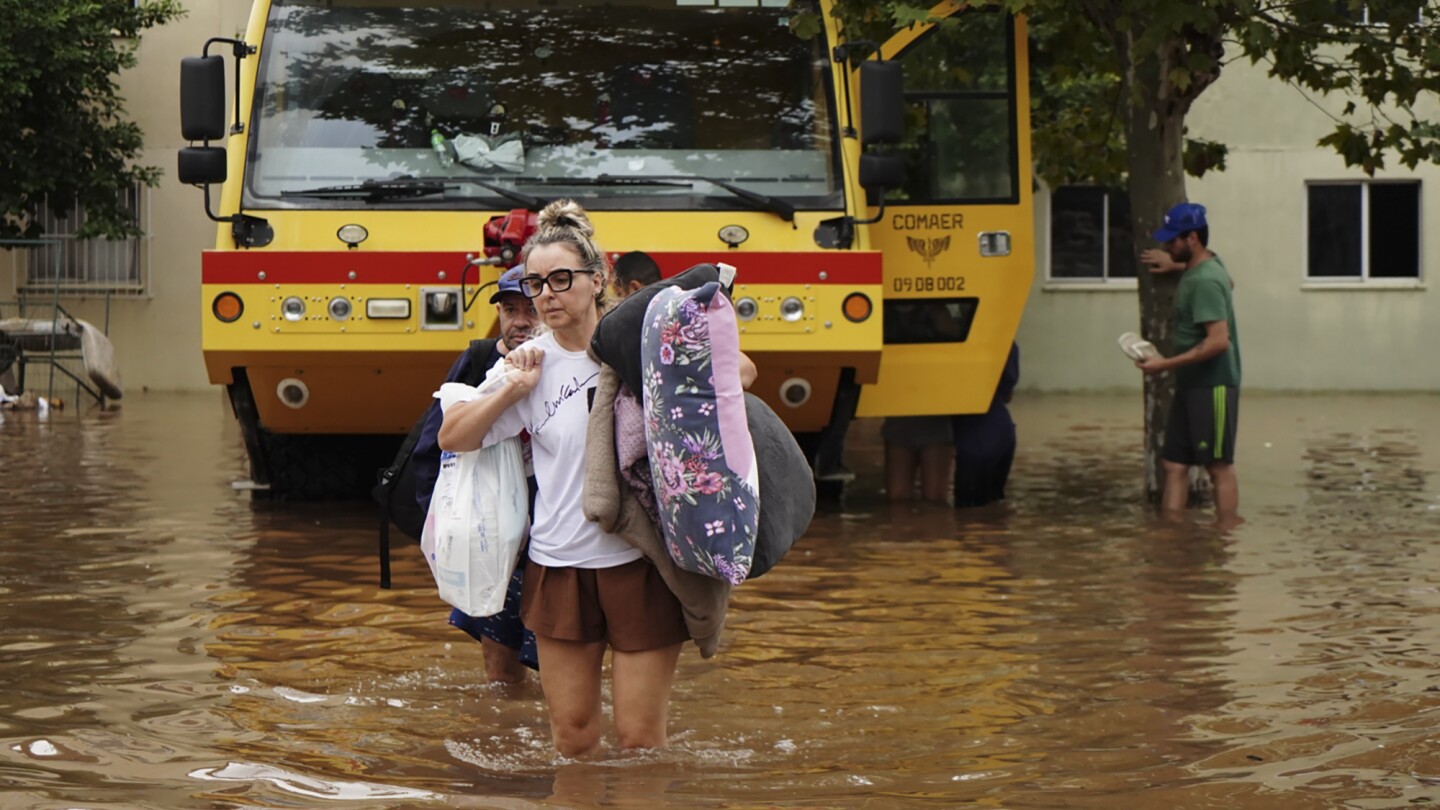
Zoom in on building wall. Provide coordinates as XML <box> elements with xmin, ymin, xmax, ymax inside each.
<box><xmin>1018</xmin><ymin>55</ymin><xmax>1440</xmax><ymax>393</ymax></box>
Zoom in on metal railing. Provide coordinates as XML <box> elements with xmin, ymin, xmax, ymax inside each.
<box><xmin>1</xmin><ymin>238</ymin><xmax>113</xmax><ymax>406</ymax></box>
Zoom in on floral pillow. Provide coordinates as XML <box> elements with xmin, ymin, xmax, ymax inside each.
<box><xmin>641</xmin><ymin>282</ymin><xmax>759</xmax><ymax>585</ymax></box>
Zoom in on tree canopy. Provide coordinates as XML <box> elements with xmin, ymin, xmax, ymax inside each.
<box><xmin>0</xmin><ymin>0</ymin><xmax>183</xmax><ymax>241</ymax></box>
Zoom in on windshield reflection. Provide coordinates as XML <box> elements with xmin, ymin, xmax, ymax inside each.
<box><xmin>247</xmin><ymin>0</ymin><xmax>840</xmax><ymax>211</ymax></box>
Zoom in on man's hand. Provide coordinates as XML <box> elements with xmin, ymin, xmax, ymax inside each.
<box><xmin>1141</xmin><ymin>248</ymin><xmax>1184</xmax><ymax>273</ymax></box>
<box><xmin>1135</xmin><ymin>355</ymin><xmax>1170</xmax><ymax>375</ymax></box>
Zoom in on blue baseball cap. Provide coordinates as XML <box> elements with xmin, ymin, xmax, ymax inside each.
<box><xmin>1152</xmin><ymin>202</ymin><xmax>1208</xmax><ymax>242</ymax></box>
<box><xmin>489</xmin><ymin>265</ymin><xmax>526</xmax><ymax>303</ymax></box>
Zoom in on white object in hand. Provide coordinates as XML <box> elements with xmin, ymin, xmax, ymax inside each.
<box><xmin>1118</xmin><ymin>332</ymin><xmax>1159</xmax><ymax>361</ymax></box>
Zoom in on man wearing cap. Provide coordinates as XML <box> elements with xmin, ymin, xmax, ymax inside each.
<box><xmin>1135</xmin><ymin>202</ymin><xmax>1242</xmax><ymax>516</ymax></box>
<box><xmin>412</xmin><ymin>265</ymin><xmax>540</xmax><ymax>683</ymax></box>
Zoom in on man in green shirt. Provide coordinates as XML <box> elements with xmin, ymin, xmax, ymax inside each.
<box><xmin>1136</xmin><ymin>202</ymin><xmax>1241</xmax><ymax>516</ymax></box>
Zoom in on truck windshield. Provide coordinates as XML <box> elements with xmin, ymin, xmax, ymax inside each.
<box><xmin>246</xmin><ymin>0</ymin><xmax>840</xmax><ymax>212</ymax></box>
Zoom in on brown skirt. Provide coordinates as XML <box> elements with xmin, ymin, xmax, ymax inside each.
<box><xmin>520</xmin><ymin>557</ymin><xmax>690</xmax><ymax>652</ymax></box>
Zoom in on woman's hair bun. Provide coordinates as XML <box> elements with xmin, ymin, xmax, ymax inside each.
<box><xmin>538</xmin><ymin>199</ymin><xmax>594</xmax><ymax>237</ymax></box>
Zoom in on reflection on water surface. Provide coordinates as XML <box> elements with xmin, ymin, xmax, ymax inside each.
<box><xmin>2</xmin><ymin>393</ymin><xmax>1440</xmax><ymax>808</ymax></box>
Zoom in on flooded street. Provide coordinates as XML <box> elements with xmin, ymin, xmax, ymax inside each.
<box><xmin>4</xmin><ymin>391</ymin><xmax>1440</xmax><ymax>808</ymax></box>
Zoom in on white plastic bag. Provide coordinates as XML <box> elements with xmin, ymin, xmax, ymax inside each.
<box><xmin>419</xmin><ymin>380</ymin><xmax>528</xmax><ymax>617</ymax></box>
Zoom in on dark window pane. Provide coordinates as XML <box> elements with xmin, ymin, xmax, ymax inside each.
<box><xmin>1308</xmin><ymin>185</ymin><xmax>1362</xmax><ymax>277</ymax></box>
<box><xmin>1368</xmin><ymin>182</ymin><xmax>1420</xmax><ymax>278</ymax></box>
<box><xmin>1106</xmin><ymin>189</ymin><xmax>1137</xmax><ymax>278</ymax></box>
<box><xmin>884</xmin><ymin>12</ymin><xmax>1018</xmax><ymax>204</ymax></box>
<box><xmin>1050</xmin><ymin>186</ymin><xmax>1105</xmax><ymax>278</ymax></box>
<box><xmin>893</xmin><ymin>98</ymin><xmax>1013</xmax><ymax>202</ymax></box>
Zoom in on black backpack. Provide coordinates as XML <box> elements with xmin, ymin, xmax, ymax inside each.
<box><xmin>374</xmin><ymin>338</ymin><xmax>498</xmax><ymax>586</ymax></box>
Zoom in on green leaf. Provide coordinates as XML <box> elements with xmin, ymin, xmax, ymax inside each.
<box><xmin>788</xmin><ymin>12</ymin><xmax>823</xmax><ymax>40</ymax></box>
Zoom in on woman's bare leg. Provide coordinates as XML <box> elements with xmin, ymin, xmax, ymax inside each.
<box><xmin>609</xmin><ymin>642</ymin><xmax>683</xmax><ymax>750</ymax></box>
<box><xmin>535</xmin><ymin>635</ymin><xmax>607</xmax><ymax>757</ymax></box>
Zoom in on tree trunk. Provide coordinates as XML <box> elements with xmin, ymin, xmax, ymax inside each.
<box><xmin>1124</xmin><ymin>67</ymin><xmax>1188</xmax><ymax>501</ymax></box>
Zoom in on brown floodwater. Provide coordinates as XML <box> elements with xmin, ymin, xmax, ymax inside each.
<box><xmin>3</xmin><ymin>391</ymin><xmax>1440</xmax><ymax>809</ymax></box>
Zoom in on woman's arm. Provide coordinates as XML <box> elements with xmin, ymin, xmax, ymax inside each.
<box><xmin>437</xmin><ymin>349</ymin><xmax>543</xmax><ymax>452</ymax></box>
<box><xmin>739</xmin><ymin>351</ymin><xmax>758</xmax><ymax>390</ymax></box>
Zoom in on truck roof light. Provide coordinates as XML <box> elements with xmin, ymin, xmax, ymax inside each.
<box><xmin>718</xmin><ymin>224</ymin><xmax>749</xmax><ymax>248</ymax></box>
<box><xmin>337</xmin><ymin>224</ymin><xmax>368</xmax><ymax>248</ymax></box>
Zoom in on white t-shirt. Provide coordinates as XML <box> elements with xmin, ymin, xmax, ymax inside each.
<box><xmin>482</xmin><ymin>332</ymin><xmax>643</xmax><ymax>569</ymax></box>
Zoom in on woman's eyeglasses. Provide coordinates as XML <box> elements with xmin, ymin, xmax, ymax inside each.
<box><xmin>519</xmin><ymin>268</ymin><xmax>598</xmax><ymax>298</ymax></box>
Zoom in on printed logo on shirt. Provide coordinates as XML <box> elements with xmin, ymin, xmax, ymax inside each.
<box><xmin>534</xmin><ymin>372</ymin><xmax>599</xmax><ymax>435</ymax></box>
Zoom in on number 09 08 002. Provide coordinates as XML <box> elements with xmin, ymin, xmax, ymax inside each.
<box><xmin>892</xmin><ymin>276</ymin><xmax>966</xmax><ymax>293</ymax></box>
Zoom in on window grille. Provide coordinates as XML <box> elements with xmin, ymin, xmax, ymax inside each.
<box><xmin>21</xmin><ymin>186</ymin><xmax>149</xmax><ymax>295</ymax></box>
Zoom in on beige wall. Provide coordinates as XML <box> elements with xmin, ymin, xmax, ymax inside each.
<box><xmin>1019</xmin><ymin>55</ymin><xmax>1440</xmax><ymax>393</ymax></box>
<box><xmin>7</xmin><ymin>15</ymin><xmax>1435</xmax><ymax>395</ymax></box>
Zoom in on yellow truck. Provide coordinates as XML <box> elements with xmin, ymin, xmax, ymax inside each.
<box><xmin>179</xmin><ymin>0</ymin><xmax>1033</xmax><ymax>498</ymax></box>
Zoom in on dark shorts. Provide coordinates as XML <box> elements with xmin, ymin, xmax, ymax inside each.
<box><xmin>1163</xmin><ymin>385</ymin><xmax>1239</xmax><ymax>466</ymax></box>
<box><xmin>520</xmin><ymin>557</ymin><xmax>689</xmax><ymax>652</ymax></box>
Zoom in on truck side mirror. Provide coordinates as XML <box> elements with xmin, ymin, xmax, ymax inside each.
<box><xmin>181</xmin><ymin>56</ymin><xmax>227</xmax><ymax>141</ymax></box>
<box><xmin>859</xmin><ymin>60</ymin><xmax>904</xmax><ymax>147</ymax></box>
<box><xmin>179</xmin><ymin>55</ymin><xmax>228</xmax><ymax>186</ymax></box>
<box><xmin>859</xmin><ymin>154</ymin><xmax>904</xmax><ymax>192</ymax></box>
<box><xmin>178</xmin><ymin>147</ymin><xmax>227</xmax><ymax>185</ymax></box>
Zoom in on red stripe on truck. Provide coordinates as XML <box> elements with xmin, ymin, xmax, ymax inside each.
<box><xmin>201</xmin><ymin>251</ymin><xmax>882</xmax><ymax>285</ymax></box>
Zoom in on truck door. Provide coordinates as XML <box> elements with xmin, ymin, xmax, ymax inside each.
<box><xmin>856</xmin><ymin>11</ymin><xmax>1033</xmax><ymax>418</ymax></box>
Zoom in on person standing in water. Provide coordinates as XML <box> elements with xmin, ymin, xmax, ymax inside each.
<box><xmin>439</xmin><ymin>200</ymin><xmax>689</xmax><ymax>757</ymax></box>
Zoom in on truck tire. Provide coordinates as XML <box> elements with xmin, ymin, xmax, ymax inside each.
<box><xmin>227</xmin><ymin>369</ymin><xmax>402</xmax><ymax>501</ymax></box>
<box><xmin>255</xmin><ymin>430</ymin><xmax>403</xmax><ymax>502</ymax></box>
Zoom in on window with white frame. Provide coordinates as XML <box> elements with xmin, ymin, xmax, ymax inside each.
<box><xmin>22</xmin><ymin>185</ymin><xmax>148</xmax><ymax>294</ymax></box>
<box><xmin>1306</xmin><ymin>181</ymin><xmax>1420</xmax><ymax>281</ymax></box>
<box><xmin>1332</xmin><ymin>1</ymin><xmax>1426</xmax><ymax>26</ymax></box>
<box><xmin>1048</xmin><ymin>185</ymin><xmax>1137</xmax><ymax>282</ymax></box>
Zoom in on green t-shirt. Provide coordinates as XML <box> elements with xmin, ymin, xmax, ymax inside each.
<box><xmin>1173</xmin><ymin>256</ymin><xmax>1241</xmax><ymax>389</ymax></box>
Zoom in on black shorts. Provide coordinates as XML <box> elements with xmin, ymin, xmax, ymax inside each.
<box><xmin>1162</xmin><ymin>385</ymin><xmax>1238</xmax><ymax>466</ymax></box>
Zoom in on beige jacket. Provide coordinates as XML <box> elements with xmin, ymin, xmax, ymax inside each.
<box><xmin>582</xmin><ymin>365</ymin><xmax>731</xmax><ymax>657</ymax></box>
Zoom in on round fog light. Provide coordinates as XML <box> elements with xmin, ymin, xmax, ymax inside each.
<box><xmin>328</xmin><ymin>297</ymin><xmax>352</xmax><ymax>320</ymax></box>
<box><xmin>780</xmin><ymin>296</ymin><xmax>805</xmax><ymax>322</ymax></box>
<box><xmin>735</xmin><ymin>297</ymin><xmax>758</xmax><ymax>321</ymax></box>
<box><xmin>281</xmin><ymin>296</ymin><xmax>306</xmax><ymax>322</ymax></box>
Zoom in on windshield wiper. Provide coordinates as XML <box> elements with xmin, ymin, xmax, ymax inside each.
<box><xmin>589</xmin><ymin>174</ymin><xmax>795</xmax><ymax>222</ymax></box>
<box><xmin>449</xmin><ymin>176</ymin><xmax>548</xmax><ymax>211</ymax></box>
<box><xmin>280</xmin><ymin>179</ymin><xmax>452</xmax><ymax>202</ymax></box>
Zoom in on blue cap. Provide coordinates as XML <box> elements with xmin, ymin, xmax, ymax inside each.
<box><xmin>489</xmin><ymin>266</ymin><xmax>525</xmax><ymax>303</ymax></box>
<box><xmin>1152</xmin><ymin>202</ymin><xmax>1208</xmax><ymax>242</ymax></box>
